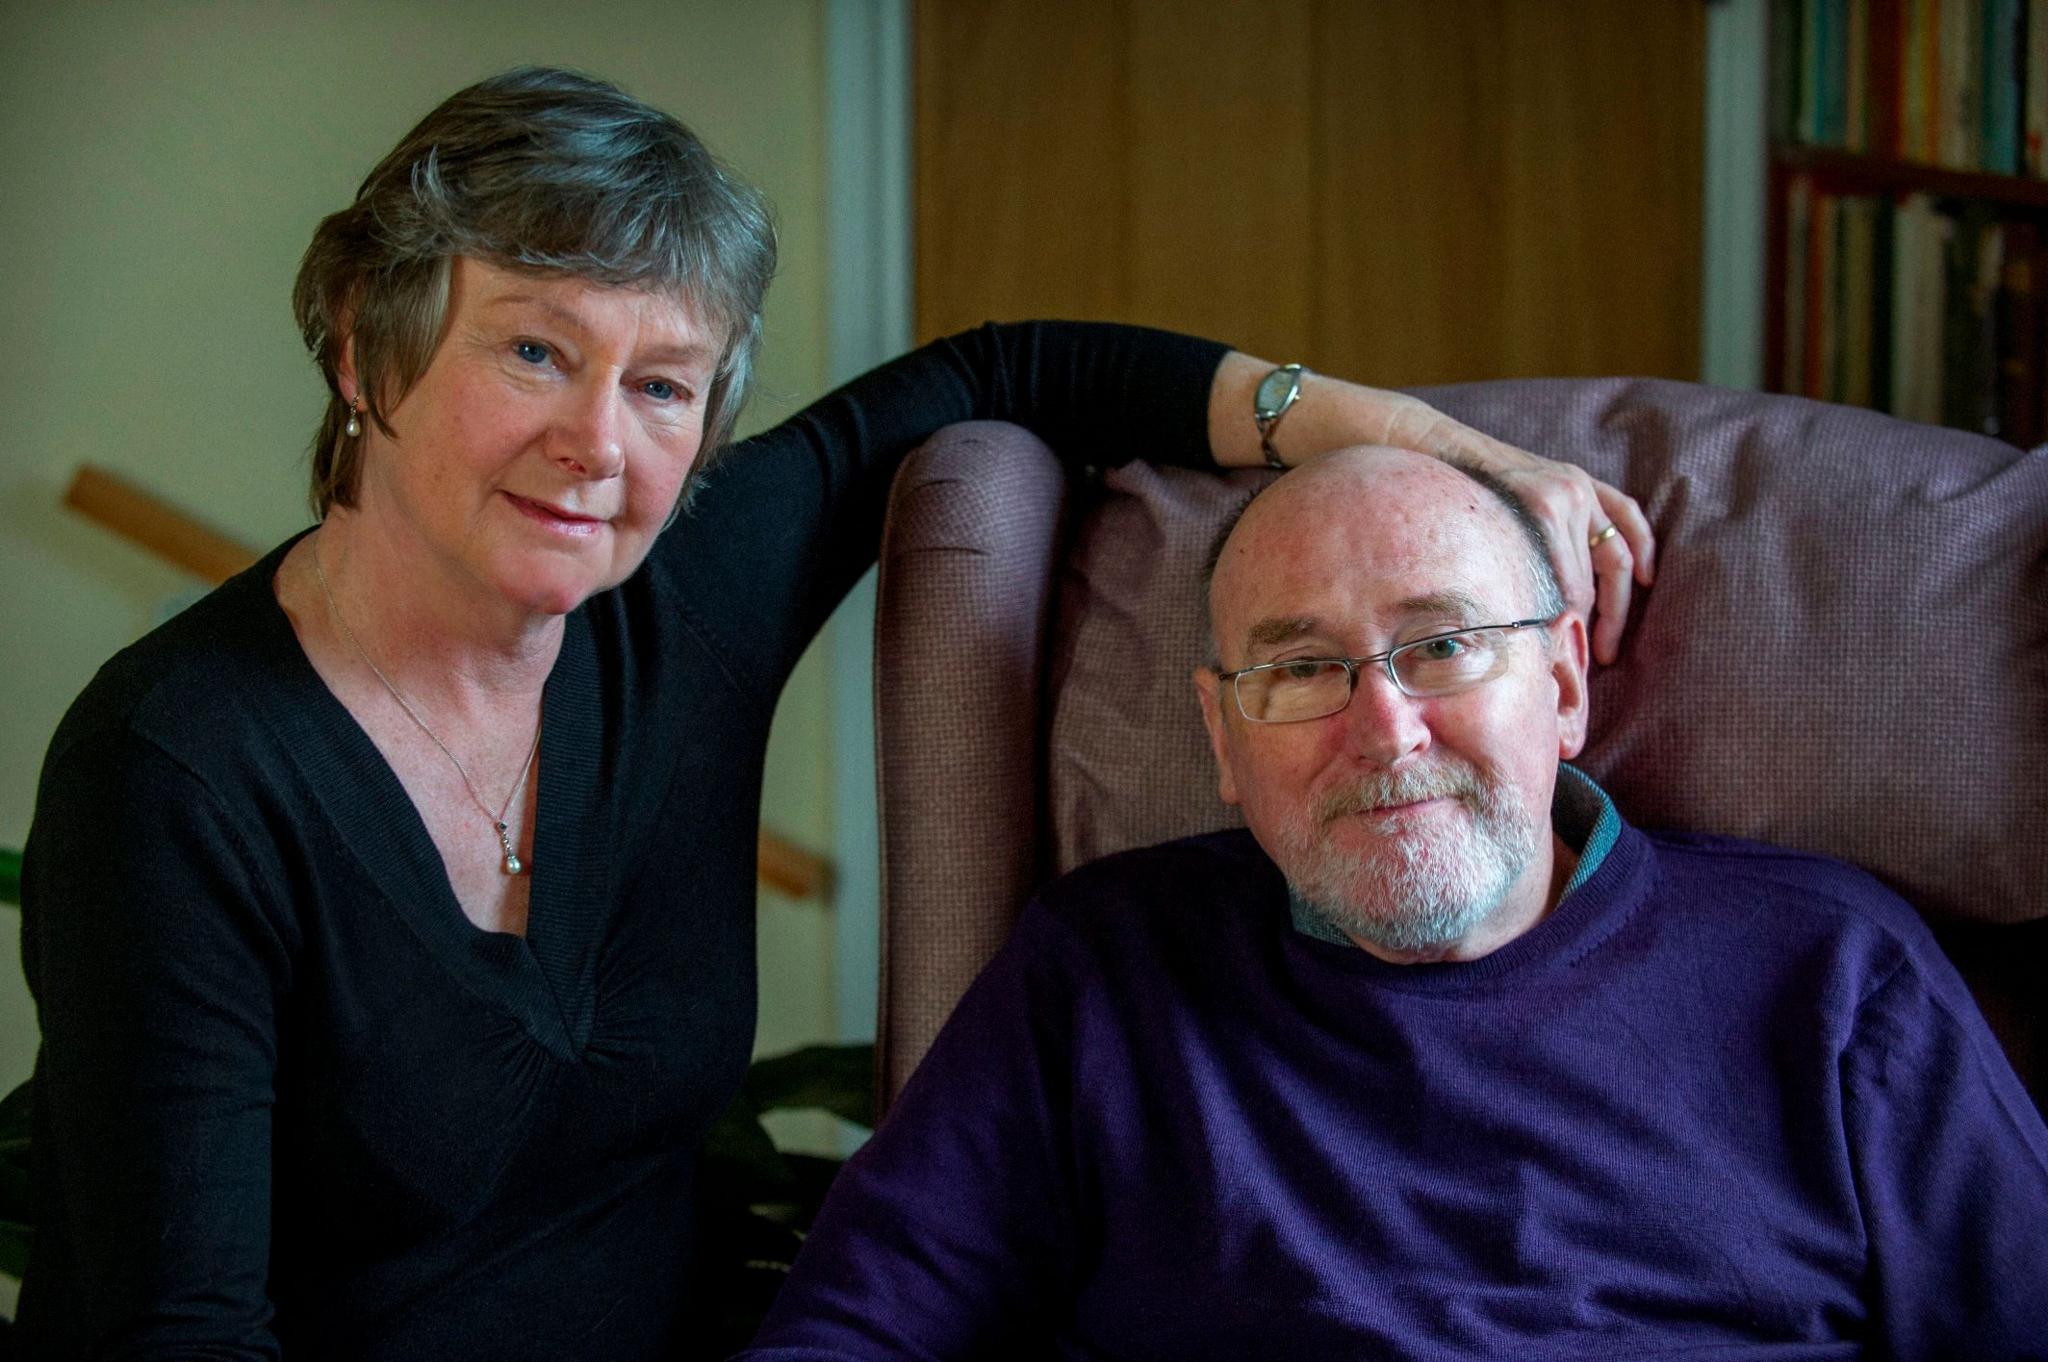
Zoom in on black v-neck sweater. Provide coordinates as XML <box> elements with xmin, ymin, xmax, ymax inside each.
<box><xmin>16</xmin><ymin>322</ymin><xmax>1226</xmax><ymax>1359</ymax></box>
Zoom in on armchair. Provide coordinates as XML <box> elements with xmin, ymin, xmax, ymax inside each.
<box><xmin>872</xmin><ymin>383</ymin><xmax>2048</xmax><ymax>1117</ymax></box>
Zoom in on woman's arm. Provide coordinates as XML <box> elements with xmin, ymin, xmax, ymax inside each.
<box><xmin>18</xmin><ymin>732</ymin><xmax>286</xmax><ymax>1358</ymax></box>
<box><xmin>675</xmin><ymin>322</ymin><xmax>1653</xmax><ymax>690</ymax></box>
<box><xmin>666</xmin><ymin>322</ymin><xmax>1231</xmax><ymax>690</ymax></box>
<box><xmin>1206</xmin><ymin>353</ymin><xmax>1654</xmax><ymax>665</ymax></box>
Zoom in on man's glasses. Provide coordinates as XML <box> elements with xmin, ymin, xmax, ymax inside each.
<box><xmin>1216</xmin><ymin>618</ymin><xmax>1557</xmax><ymax>724</ymax></box>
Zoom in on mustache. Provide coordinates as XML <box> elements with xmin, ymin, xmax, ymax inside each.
<box><xmin>1313</xmin><ymin>764</ymin><xmax>1486</xmax><ymax>826</ymax></box>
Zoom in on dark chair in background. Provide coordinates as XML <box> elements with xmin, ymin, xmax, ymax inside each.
<box><xmin>872</xmin><ymin>385</ymin><xmax>2048</xmax><ymax>1116</ymax></box>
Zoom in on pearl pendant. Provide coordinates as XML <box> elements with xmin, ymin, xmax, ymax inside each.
<box><xmin>496</xmin><ymin>821</ymin><xmax>523</xmax><ymax>876</ymax></box>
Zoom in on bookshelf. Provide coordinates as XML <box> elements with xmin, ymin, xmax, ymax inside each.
<box><xmin>1766</xmin><ymin>0</ymin><xmax>2048</xmax><ymax>447</ymax></box>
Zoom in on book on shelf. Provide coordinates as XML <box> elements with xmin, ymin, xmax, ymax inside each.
<box><xmin>1995</xmin><ymin>220</ymin><xmax>2039</xmax><ymax>441</ymax></box>
<box><xmin>1941</xmin><ymin>206</ymin><xmax>2003</xmax><ymax>431</ymax></box>
<box><xmin>1780</xmin><ymin>175</ymin><xmax>2047</xmax><ymax>444</ymax></box>
<box><xmin>1841</xmin><ymin>196</ymin><xmax>1880</xmax><ymax>406</ymax></box>
<box><xmin>1898</xmin><ymin>0</ymin><xmax>1927</xmax><ymax>157</ymax></box>
<box><xmin>1786</xmin><ymin>174</ymin><xmax>1813</xmax><ymax>393</ymax></box>
<box><xmin>1986</xmin><ymin>0</ymin><xmax>2023</xmax><ymax>173</ymax></box>
<box><xmin>1848</xmin><ymin>0</ymin><xmax>1872</xmax><ymax>150</ymax></box>
<box><xmin>1820</xmin><ymin>193</ymin><xmax>1844</xmax><ymax>399</ymax></box>
<box><xmin>2030</xmin><ymin>0</ymin><xmax>2048</xmax><ymax>171</ymax></box>
<box><xmin>1870</xmin><ymin>187</ymin><xmax>1898</xmax><ymax>408</ymax></box>
<box><xmin>1895</xmin><ymin>193</ymin><xmax>1949</xmax><ymax>425</ymax></box>
<box><xmin>1776</xmin><ymin>0</ymin><xmax>2047</xmax><ymax>174</ymax></box>
<box><xmin>1941</xmin><ymin>0</ymin><xmax>1981</xmax><ymax>168</ymax></box>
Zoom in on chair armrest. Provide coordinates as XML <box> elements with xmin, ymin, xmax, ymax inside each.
<box><xmin>875</xmin><ymin>422</ymin><xmax>1070</xmax><ymax>1112</ymax></box>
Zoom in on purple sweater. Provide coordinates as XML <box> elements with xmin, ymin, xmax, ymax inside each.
<box><xmin>739</xmin><ymin>817</ymin><xmax>2048</xmax><ymax>1360</ymax></box>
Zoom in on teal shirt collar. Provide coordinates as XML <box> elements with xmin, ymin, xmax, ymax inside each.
<box><xmin>1287</xmin><ymin>763</ymin><xmax>1620</xmax><ymax>946</ymax></box>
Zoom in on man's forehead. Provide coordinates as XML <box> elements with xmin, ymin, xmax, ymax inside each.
<box><xmin>1213</xmin><ymin>463</ymin><xmax>1521</xmax><ymax>631</ymax></box>
<box><xmin>1231</xmin><ymin>450</ymin><xmax>1508</xmax><ymax>557</ymax></box>
<box><xmin>1241</xmin><ymin>589</ymin><xmax>1492</xmax><ymax>649</ymax></box>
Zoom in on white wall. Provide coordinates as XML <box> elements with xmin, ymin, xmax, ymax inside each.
<box><xmin>0</xmin><ymin>0</ymin><xmax>847</xmax><ymax>1197</ymax></box>
<box><xmin>1701</xmin><ymin>0</ymin><xmax>1770</xmax><ymax>390</ymax></box>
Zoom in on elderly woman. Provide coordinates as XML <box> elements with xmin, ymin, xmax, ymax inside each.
<box><xmin>17</xmin><ymin>67</ymin><xmax>1650</xmax><ymax>1358</ymax></box>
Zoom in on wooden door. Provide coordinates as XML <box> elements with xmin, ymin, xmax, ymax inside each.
<box><xmin>915</xmin><ymin>0</ymin><xmax>1706</xmax><ymax>385</ymax></box>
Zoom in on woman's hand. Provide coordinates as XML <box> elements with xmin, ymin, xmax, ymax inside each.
<box><xmin>1365</xmin><ymin>389</ymin><xmax>1654</xmax><ymax>666</ymax></box>
<box><xmin>1210</xmin><ymin>355</ymin><xmax>1656</xmax><ymax>665</ymax></box>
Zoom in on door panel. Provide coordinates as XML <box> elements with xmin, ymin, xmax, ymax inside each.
<box><xmin>915</xmin><ymin>0</ymin><xmax>1704</xmax><ymax>385</ymax></box>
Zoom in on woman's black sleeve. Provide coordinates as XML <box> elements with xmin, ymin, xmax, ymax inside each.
<box><xmin>18</xmin><ymin>731</ymin><xmax>289</xmax><ymax>1359</ymax></box>
<box><xmin>658</xmin><ymin>320</ymin><xmax>1230</xmax><ymax>692</ymax></box>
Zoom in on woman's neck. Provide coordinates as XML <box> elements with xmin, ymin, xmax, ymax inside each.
<box><xmin>292</xmin><ymin>510</ymin><xmax>564</xmax><ymax>722</ymax></box>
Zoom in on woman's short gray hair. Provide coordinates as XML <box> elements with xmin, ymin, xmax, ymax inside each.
<box><xmin>292</xmin><ymin>66</ymin><xmax>777</xmax><ymax>516</ymax></box>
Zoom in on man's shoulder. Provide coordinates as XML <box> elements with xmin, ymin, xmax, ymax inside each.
<box><xmin>1636</xmin><ymin>826</ymin><xmax>1932</xmax><ymax>950</ymax></box>
<box><xmin>1028</xmin><ymin>829</ymin><xmax>1284</xmax><ymax>952</ymax></box>
<box><xmin>1012</xmin><ymin>829</ymin><xmax>1286</xmax><ymax>992</ymax></box>
<box><xmin>1037</xmin><ymin>828</ymin><xmax>1276</xmax><ymax>909</ymax></box>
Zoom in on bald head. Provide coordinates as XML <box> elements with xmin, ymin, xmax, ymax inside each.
<box><xmin>1204</xmin><ymin>447</ymin><xmax>1563</xmax><ymax>665</ymax></box>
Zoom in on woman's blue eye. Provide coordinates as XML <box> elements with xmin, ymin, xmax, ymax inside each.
<box><xmin>642</xmin><ymin>379</ymin><xmax>678</xmax><ymax>401</ymax></box>
<box><xmin>514</xmin><ymin>341</ymin><xmax>549</xmax><ymax>365</ymax></box>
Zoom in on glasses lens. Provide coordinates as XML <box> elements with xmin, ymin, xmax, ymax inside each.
<box><xmin>1236</xmin><ymin>660</ymin><xmax>1353</xmax><ymax>722</ymax></box>
<box><xmin>1392</xmin><ymin>629</ymin><xmax>1509</xmax><ymax>697</ymax></box>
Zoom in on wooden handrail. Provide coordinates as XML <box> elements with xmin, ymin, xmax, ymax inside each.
<box><xmin>61</xmin><ymin>463</ymin><xmax>834</xmax><ymax>899</ymax></box>
<box><xmin>65</xmin><ymin>465</ymin><xmax>258</xmax><ymax>585</ymax></box>
<box><xmin>758</xmin><ymin>832</ymin><xmax>833</xmax><ymax>901</ymax></box>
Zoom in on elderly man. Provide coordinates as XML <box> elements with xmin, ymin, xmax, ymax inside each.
<box><xmin>737</xmin><ymin>449</ymin><xmax>2048</xmax><ymax>1360</ymax></box>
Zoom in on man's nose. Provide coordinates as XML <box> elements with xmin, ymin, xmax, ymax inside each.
<box><xmin>1334</xmin><ymin>663</ymin><xmax>1431</xmax><ymax>767</ymax></box>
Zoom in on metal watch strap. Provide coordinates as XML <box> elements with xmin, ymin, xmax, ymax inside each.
<box><xmin>1254</xmin><ymin>363</ymin><xmax>1306</xmax><ymax>470</ymax></box>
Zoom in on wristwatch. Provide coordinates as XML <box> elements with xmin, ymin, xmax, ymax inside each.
<box><xmin>1253</xmin><ymin>364</ymin><xmax>1307</xmax><ymax>470</ymax></box>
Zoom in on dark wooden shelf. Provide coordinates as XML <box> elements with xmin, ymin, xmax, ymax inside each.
<box><xmin>1773</xmin><ymin>144</ymin><xmax>2048</xmax><ymax>211</ymax></box>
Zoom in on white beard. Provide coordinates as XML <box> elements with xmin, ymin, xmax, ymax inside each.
<box><xmin>1277</xmin><ymin>759</ymin><xmax>1543</xmax><ymax>955</ymax></box>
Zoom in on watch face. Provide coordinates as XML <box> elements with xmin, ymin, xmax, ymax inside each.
<box><xmin>1255</xmin><ymin>366</ymin><xmax>1298</xmax><ymax>419</ymax></box>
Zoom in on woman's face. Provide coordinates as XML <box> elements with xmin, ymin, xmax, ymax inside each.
<box><xmin>347</xmin><ymin>256</ymin><xmax>718</xmax><ymax>620</ymax></box>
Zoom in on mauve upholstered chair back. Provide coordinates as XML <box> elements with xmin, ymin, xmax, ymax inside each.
<box><xmin>873</xmin><ymin>385</ymin><xmax>2048</xmax><ymax>1116</ymax></box>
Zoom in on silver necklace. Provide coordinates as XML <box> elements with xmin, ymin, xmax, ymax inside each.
<box><xmin>311</xmin><ymin>537</ymin><xmax>542</xmax><ymax>876</ymax></box>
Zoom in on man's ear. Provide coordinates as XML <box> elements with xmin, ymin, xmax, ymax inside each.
<box><xmin>1552</xmin><ymin>612</ymin><xmax>1591</xmax><ymax>759</ymax></box>
<box><xmin>1193</xmin><ymin>665</ymin><xmax>1241</xmax><ymax>807</ymax></box>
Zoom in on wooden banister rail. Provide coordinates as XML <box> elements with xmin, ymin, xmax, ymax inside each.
<box><xmin>61</xmin><ymin>463</ymin><xmax>833</xmax><ymax>900</ymax></box>
<box><xmin>65</xmin><ymin>465</ymin><xmax>258</xmax><ymax>586</ymax></box>
<box><xmin>757</xmin><ymin>834</ymin><xmax>833</xmax><ymax>902</ymax></box>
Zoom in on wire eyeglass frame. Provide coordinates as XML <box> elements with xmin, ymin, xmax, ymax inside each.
<box><xmin>1216</xmin><ymin>616</ymin><xmax>1558</xmax><ymax>724</ymax></box>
